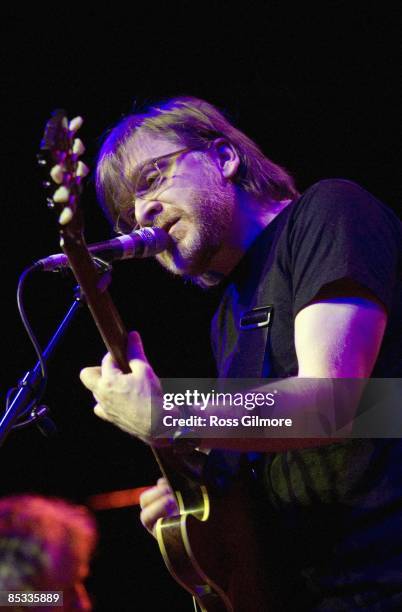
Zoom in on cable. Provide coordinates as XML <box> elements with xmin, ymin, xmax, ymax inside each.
<box><xmin>13</xmin><ymin>265</ymin><xmax>49</xmax><ymax>423</ymax></box>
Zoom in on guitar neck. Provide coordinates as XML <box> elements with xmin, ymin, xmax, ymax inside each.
<box><xmin>63</xmin><ymin>234</ymin><xmax>204</xmax><ymax>494</ymax></box>
<box><xmin>63</xmin><ymin>236</ymin><xmax>129</xmax><ymax>373</ymax></box>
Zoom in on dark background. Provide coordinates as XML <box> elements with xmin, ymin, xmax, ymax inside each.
<box><xmin>1</xmin><ymin>3</ymin><xmax>401</xmax><ymax>610</ymax></box>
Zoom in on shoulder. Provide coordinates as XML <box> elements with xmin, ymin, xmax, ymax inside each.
<box><xmin>284</xmin><ymin>179</ymin><xmax>400</xmax><ymax>315</ymax></box>
<box><xmin>299</xmin><ymin>178</ymin><xmax>378</xmax><ymax>198</ymax></box>
<box><xmin>294</xmin><ymin>178</ymin><xmax>385</xmax><ymax>213</ymax></box>
<box><xmin>289</xmin><ymin>178</ymin><xmax>400</xmax><ymax>236</ymax></box>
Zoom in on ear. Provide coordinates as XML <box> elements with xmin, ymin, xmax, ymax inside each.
<box><xmin>211</xmin><ymin>138</ymin><xmax>240</xmax><ymax>180</ymax></box>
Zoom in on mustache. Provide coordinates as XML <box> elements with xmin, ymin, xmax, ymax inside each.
<box><xmin>152</xmin><ymin>206</ymin><xmax>183</xmax><ymax>229</ymax></box>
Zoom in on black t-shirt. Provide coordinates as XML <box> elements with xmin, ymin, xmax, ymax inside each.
<box><xmin>212</xmin><ymin>178</ymin><xmax>401</xmax><ymax>379</ymax></box>
<box><xmin>210</xmin><ymin>180</ymin><xmax>402</xmax><ymax>610</ymax></box>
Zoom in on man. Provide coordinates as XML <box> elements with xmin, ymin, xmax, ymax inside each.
<box><xmin>0</xmin><ymin>494</ymin><xmax>97</xmax><ymax>611</ymax></box>
<box><xmin>78</xmin><ymin>97</ymin><xmax>401</xmax><ymax>610</ymax></box>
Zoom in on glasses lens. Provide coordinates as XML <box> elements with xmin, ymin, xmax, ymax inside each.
<box><xmin>135</xmin><ymin>160</ymin><xmax>163</xmax><ymax>198</ymax></box>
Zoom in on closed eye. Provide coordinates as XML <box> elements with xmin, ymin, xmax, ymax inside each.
<box><xmin>136</xmin><ymin>170</ymin><xmax>161</xmax><ymax>195</ymax></box>
<box><xmin>146</xmin><ymin>171</ymin><xmax>160</xmax><ymax>186</ymax></box>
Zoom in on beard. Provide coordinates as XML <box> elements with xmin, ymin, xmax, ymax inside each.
<box><xmin>155</xmin><ymin>180</ymin><xmax>234</xmax><ymax>285</ymax></box>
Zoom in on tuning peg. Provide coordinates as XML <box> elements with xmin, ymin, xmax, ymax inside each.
<box><xmin>58</xmin><ymin>207</ymin><xmax>74</xmax><ymax>225</ymax></box>
<box><xmin>46</xmin><ymin>197</ymin><xmax>55</xmax><ymax>209</ymax></box>
<box><xmin>72</xmin><ymin>138</ymin><xmax>85</xmax><ymax>156</ymax></box>
<box><xmin>77</xmin><ymin>161</ymin><xmax>90</xmax><ymax>178</ymax></box>
<box><xmin>50</xmin><ymin>164</ymin><xmax>64</xmax><ymax>185</ymax></box>
<box><xmin>42</xmin><ymin>180</ymin><xmax>52</xmax><ymax>189</ymax></box>
<box><xmin>69</xmin><ymin>116</ymin><xmax>84</xmax><ymax>132</ymax></box>
<box><xmin>53</xmin><ymin>185</ymin><xmax>70</xmax><ymax>203</ymax></box>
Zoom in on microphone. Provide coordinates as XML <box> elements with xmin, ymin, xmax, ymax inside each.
<box><xmin>34</xmin><ymin>227</ymin><xmax>170</xmax><ymax>271</ymax></box>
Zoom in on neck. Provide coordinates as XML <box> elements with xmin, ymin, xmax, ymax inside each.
<box><xmin>209</xmin><ymin>193</ymin><xmax>292</xmax><ymax>276</ymax></box>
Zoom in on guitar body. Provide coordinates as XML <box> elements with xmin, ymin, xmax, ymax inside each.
<box><xmin>154</xmin><ymin>450</ymin><xmax>279</xmax><ymax>611</ymax></box>
<box><xmin>39</xmin><ymin>111</ymin><xmax>274</xmax><ymax>612</ymax></box>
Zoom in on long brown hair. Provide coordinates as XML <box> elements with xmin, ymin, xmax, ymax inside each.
<box><xmin>96</xmin><ymin>96</ymin><xmax>299</xmax><ymax>227</ymax></box>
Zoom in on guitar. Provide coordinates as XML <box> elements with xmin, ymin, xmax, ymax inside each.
<box><xmin>39</xmin><ymin>110</ymin><xmax>275</xmax><ymax>611</ymax></box>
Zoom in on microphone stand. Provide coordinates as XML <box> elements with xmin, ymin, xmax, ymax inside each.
<box><xmin>0</xmin><ymin>288</ymin><xmax>83</xmax><ymax>447</ymax></box>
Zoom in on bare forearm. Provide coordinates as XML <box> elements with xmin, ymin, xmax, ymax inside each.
<box><xmin>190</xmin><ymin>376</ymin><xmax>363</xmax><ymax>453</ymax></box>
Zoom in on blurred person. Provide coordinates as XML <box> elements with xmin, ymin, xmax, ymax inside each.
<box><xmin>0</xmin><ymin>494</ymin><xmax>97</xmax><ymax>611</ymax></box>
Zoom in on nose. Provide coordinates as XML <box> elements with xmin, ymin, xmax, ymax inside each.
<box><xmin>135</xmin><ymin>198</ymin><xmax>163</xmax><ymax>227</ymax></box>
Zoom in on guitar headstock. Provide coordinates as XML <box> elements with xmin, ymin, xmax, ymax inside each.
<box><xmin>38</xmin><ymin>109</ymin><xmax>89</xmax><ymax>230</ymax></box>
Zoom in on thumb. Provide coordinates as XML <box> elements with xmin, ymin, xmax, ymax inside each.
<box><xmin>127</xmin><ymin>330</ymin><xmax>148</xmax><ymax>364</ymax></box>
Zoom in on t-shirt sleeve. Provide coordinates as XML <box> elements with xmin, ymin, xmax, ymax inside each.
<box><xmin>289</xmin><ymin>179</ymin><xmax>401</xmax><ymax>316</ymax></box>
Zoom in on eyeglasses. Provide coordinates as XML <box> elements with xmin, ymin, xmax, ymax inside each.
<box><xmin>114</xmin><ymin>145</ymin><xmax>208</xmax><ymax>235</ymax></box>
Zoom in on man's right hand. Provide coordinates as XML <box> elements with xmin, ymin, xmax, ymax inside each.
<box><xmin>139</xmin><ymin>478</ymin><xmax>179</xmax><ymax>536</ymax></box>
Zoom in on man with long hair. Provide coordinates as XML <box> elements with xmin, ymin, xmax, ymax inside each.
<box><xmin>78</xmin><ymin>97</ymin><xmax>401</xmax><ymax>610</ymax></box>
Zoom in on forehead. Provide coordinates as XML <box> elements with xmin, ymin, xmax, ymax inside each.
<box><xmin>128</xmin><ymin>131</ymin><xmax>183</xmax><ymax>167</ymax></box>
